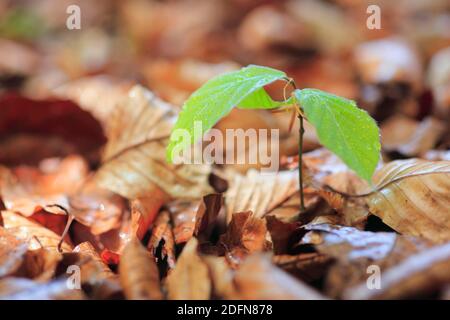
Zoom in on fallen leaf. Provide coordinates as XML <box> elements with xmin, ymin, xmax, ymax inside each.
<box><xmin>344</xmin><ymin>241</ymin><xmax>450</xmax><ymax>299</ymax></box>
<box><xmin>147</xmin><ymin>210</ymin><xmax>176</xmax><ymax>269</ymax></box>
<box><xmin>220</xmin><ymin>211</ymin><xmax>270</xmax><ymax>267</ymax></box>
<box><xmin>366</xmin><ymin>159</ymin><xmax>450</xmax><ymax>242</ymax></box>
<box><xmin>95</xmin><ymin>85</ymin><xmax>212</xmax><ymax>200</ymax></box>
<box><xmin>299</xmin><ymin>223</ymin><xmax>431</xmax><ymax>298</ymax></box>
<box><xmin>266</xmin><ymin>215</ymin><xmax>301</xmax><ymax>255</ymax></box>
<box><xmin>0</xmin><ymin>227</ymin><xmax>28</xmax><ymax>278</ymax></box>
<box><xmin>119</xmin><ymin>237</ymin><xmax>163</xmax><ymax>300</ymax></box>
<box><xmin>131</xmin><ymin>190</ymin><xmax>169</xmax><ymax>240</ymax></box>
<box><xmin>228</xmin><ymin>254</ymin><xmax>326</xmax><ymax>300</ymax></box>
<box><xmin>165</xmin><ymin>237</ymin><xmax>211</xmax><ymax>300</ymax></box>
<box><xmin>224</xmin><ymin>169</ymin><xmax>299</xmax><ymax>223</ymax></box>
<box><xmin>1</xmin><ymin>210</ymin><xmax>72</xmax><ymax>252</ymax></box>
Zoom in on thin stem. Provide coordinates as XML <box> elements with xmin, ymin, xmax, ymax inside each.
<box><xmin>298</xmin><ymin>114</ymin><xmax>305</xmax><ymax>212</ymax></box>
<box><xmin>285</xmin><ymin>78</ymin><xmax>306</xmax><ymax>214</ymax></box>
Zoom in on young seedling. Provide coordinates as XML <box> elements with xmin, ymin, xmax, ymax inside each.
<box><xmin>166</xmin><ymin>65</ymin><xmax>380</xmax><ymax>212</ymax></box>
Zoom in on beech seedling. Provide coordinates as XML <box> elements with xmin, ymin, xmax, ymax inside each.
<box><xmin>166</xmin><ymin>65</ymin><xmax>380</xmax><ymax>211</ymax></box>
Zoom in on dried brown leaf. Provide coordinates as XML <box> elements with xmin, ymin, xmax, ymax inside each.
<box><xmin>366</xmin><ymin>159</ymin><xmax>450</xmax><ymax>242</ymax></box>
<box><xmin>166</xmin><ymin>237</ymin><xmax>211</xmax><ymax>300</ymax></box>
<box><xmin>228</xmin><ymin>254</ymin><xmax>326</xmax><ymax>300</ymax></box>
<box><xmin>0</xmin><ymin>227</ymin><xmax>28</xmax><ymax>278</ymax></box>
<box><xmin>119</xmin><ymin>237</ymin><xmax>163</xmax><ymax>300</ymax></box>
<box><xmin>220</xmin><ymin>211</ymin><xmax>270</xmax><ymax>267</ymax></box>
<box><xmin>344</xmin><ymin>241</ymin><xmax>450</xmax><ymax>299</ymax></box>
<box><xmin>1</xmin><ymin>210</ymin><xmax>72</xmax><ymax>252</ymax></box>
<box><xmin>300</xmin><ymin>223</ymin><xmax>432</xmax><ymax>298</ymax></box>
<box><xmin>225</xmin><ymin>169</ymin><xmax>299</xmax><ymax>223</ymax></box>
<box><xmin>147</xmin><ymin>211</ymin><xmax>176</xmax><ymax>269</ymax></box>
<box><xmin>95</xmin><ymin>85</ymin><xmax>212</xmax><ymax>200</ymax></box>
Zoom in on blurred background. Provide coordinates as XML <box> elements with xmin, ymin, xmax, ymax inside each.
<box><xmin>0</xmin><ymin>0</ymin><xmax>449</xmax><ymax>168</ymax></box>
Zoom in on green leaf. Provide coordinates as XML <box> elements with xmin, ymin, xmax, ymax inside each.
<box><xmin>294</xmin><ymin>89</ymin><xmax>380</xmax><ymax>183</ymax></box>
<box><xmin>238</xmin><ymin>87</ymin><xmax>284</xmax><ymax>109</ymax></box>
<box><xmin>166</xmin><ymin>65</ymin><xmax>286</xmax><ymax>162</ymax></box>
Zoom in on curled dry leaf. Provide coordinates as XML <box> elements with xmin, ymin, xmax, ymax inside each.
<box><xmin>0</xmin><ymin>227</ymin><xmax>28</xmax><ymax>278</ymax></box>
<box><xmin>194</xmin><ymin>193</ymin><xmax>223</xmax><ymax>238</ymax></box>
<box><xmin>366</xmin><ymin>159</ymin><xmax>450</xmax><ymax>242</ymax></box>
<box><xmin>119</xmin><ymin>237</ymin><xmax>163</xmax><ymax>300</ymax></box>
<box><xmin>73</xmin><ymin>242</ymin><xmax>121</xmax><ymax>299</ymax></box>
<box><xmin>225</xmin><ymin>169</ymin><xmax>300</xmax><ymax>223</ymax></box>
<box><xmin>344</xmin><ymin>241</ymin><xmax>450</xmax><ymax>300</ymax></box>
<box><xmin>299</xmin><ymin>223</ymin><xmax>432</xmax><ymax>298</ymax></box>
<box><xmin>147</xmin><ymin>210</ymin><xmax>176</xmax><ymax>269</ymax></box>
<box><xmin>167</xmin><ymin>194</ymin><xmax>222</xmax><ymax>245</ymax></box>
<box><xmin>266</xmin><ymin>215</ymin><xmax>301</xmax><ymax>255</ymax></box>
<box><xmin>165</xmin><ymin>237</ymin><xmax>211</xmax><ymax>300</ymax></box>
<box><xmin>0</xmin><ymin>277</ymin><xmax>85</xmax><ymax>300</ymax></box>
<box><xmin>1</xmin><ymin>210</ymin><xmax>72</xmax><ymax>252</ymax></box>
<box><xmin>73</xmin><ymin>242</ymin><xmax>115</xmax><ymax>282</ymax></box>
<box><xmin>168</xmin><ymin>199</ymin><xmax>201</xmax><ymax>245</ymax></box>
<box><xmin>95</xmin><ymin>85</ymin><xmax>212</xmax><ymax>202</ymax></box>
<box><xmin>220</xmin><ymin>211</ymin><xmax>270</xmax><ymax>267</ymax></box>
<box><xmin>69</xmin><ymin>181</ymin><xmax>126</xmax><ymax>236</ymax></box>
<box><xmin>23</xmin><ymin>248</ymin><xmax>62</xmax><ymax>281</ymax></box>
<box><xmin>131</xmin><ymin>190</ymin><xmax>169</xmax><ymax>240</ymax></box>
<box><xmin>228</xmin><ymin>254</ymin><xmax>326</xmax><ymax>300</ymax></box>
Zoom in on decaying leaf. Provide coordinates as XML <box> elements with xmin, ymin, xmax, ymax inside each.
<box><xmin>167</xmin><ymin>194</ymin><xmax>223</xmax><ymax>245</ymax></box>
<box><xmin>0</xmin><ymin>227</ymin><xmax>28</xmax><ymax>278</ymax></box>
<box><xmin>366</xmin><ymin>159</ymin><xmax>450</xmax><ymax>242</ymax></box>
<box><xmin>299</xmin><ymin>223</ymin><xmax>432</xmax><ymax>298</ymax></box>
<box><xmin>220</xmin><ymin>211</ymin><xmax>270</xmax><ymax>267</ymax></box>
<box><xmin>73</xmin><ymin>242</ymin><xmax>115</xmax><ymax>282</ymax></box>
<box><xmin>95</xmin><ymin>85</ymin><xmax>212</xmax><ymax>201</ymax></box>
<box><xmin>1</xmin><ymin>210</ymin><xmax>72</xmax><ymax>252</ymax></box>
<box><xmin>130</xmin><ymin>189</ymin><xmax>169</xmax><ymax>240</ymax></box>
<box><xmin>147</xmin><ymin>210</ymin><xmax>176</xmax><ymax>269</ymax></box>
<box><xmin>165</xmin><ymin>237</ymin><xmax>211</xmax><ymax>300</ymax></box>
<box><xmin>168</xmin><ymin>199</ymin><xmax>201</xmax><ymax>245</ymax></box>
<box><xmin>228</xmin><ymin>254</ymin><xmax>326</xmax><ymax>300</ymax></box>
<box><xmin>194</xmin><ymin>193</ymin><xmax>223</xmax><ymax>238</ymax></box>
<box><xmin>266</xmin><ymin>215</ymin><xmax>301</xmax><ymax>255</ymax></box>
<box><xmin>344</xmin><ymin>241</ymin><xmax>450</xmax><ymax>299</ymax></box>
<box><xmin>119</xmin><ymin>237</ymin><xmax>163</xmax><ymax>300</ymax></box>
<box><xmin>225</xmin><ymin>169</ymin><xmax>300</xmax><ymax>223</ymax></box>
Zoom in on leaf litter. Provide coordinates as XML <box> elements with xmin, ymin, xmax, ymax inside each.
<box><xmin>0</xmin><ymin>0</ymin><xmax>449</xmax><ymax>300</ymax></box>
